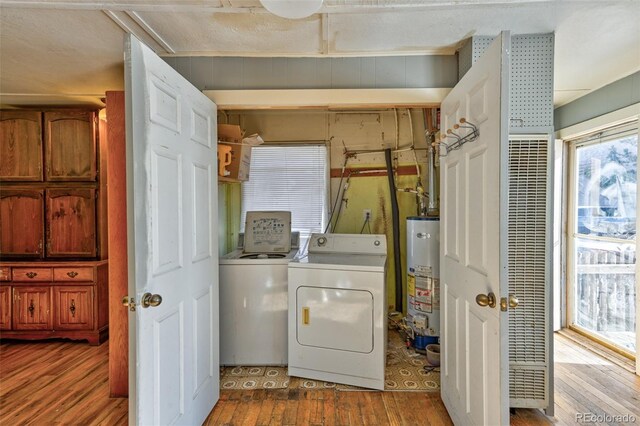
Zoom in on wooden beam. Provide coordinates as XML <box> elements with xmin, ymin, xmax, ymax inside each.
<box><xmin>204</xmin><ymin>88</ymin><xmax>449</xmax><ymax>110</ymax></box>
<box><xmin>330</xmin><ymin>165</ymin><xmax>419</xmax><ymax>178</ymax></box>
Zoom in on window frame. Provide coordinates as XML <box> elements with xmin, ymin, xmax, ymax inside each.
<box><xmin>565</xmin><ymin>120</ymin><xmax>638</xmax><ymax>358</ymax></box>
<box><xmin>240</xmin><ymin>142</ymin><xmax>331</xmax><ymax>243</ymax></box>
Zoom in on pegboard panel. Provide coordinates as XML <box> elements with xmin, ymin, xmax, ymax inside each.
<box><xmin>457</xmin><ymin>34</ymin><xmax>554</xmax><ymax>129</ymax></box>
<box><xmin>471</xmin><ymin>36</ymin><xmax>495</xmax><ymax>63</ymax></box>
<box><xmin>457</xmin><ymin>39</ymin><xmax>473</xmax><ymax>80</ymax></box>
<box><xmin>509</xmin><ymin>34</ymin><xmax>554</xmax><ymax>129</ymax></box>
<box><xmin>458</xmin><ymin>36</ymin><xmax>494</xmax><ymax>80</ymax></box>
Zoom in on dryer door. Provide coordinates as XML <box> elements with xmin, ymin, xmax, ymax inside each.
<box><xmin>296</xmin><ymin>286</ymin><xmax>373</xmax><ymax>353</ymax></box>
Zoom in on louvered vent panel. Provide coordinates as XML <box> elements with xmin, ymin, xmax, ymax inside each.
<box><xmin>510</xmin><ymin>369</ymin><xmax>547</xmax><ymax>401</ymax></box>
<box><xmin>508</xmin><ymin>138</ymin><xmax>550</xmax><ymax>406</ymax></box>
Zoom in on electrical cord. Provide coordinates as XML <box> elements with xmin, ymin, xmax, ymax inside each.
<box><xmin>299</xmin><ymin>156</ymin><xmax>348</xmax><ymax>256</ymax></box>
<box><xmin>324</xmin><ymin>157</ymin><xmax>348</xmax><ymax>234</ymax></box>
<box><xmin>359</xmin><ymin>216</ymin><xmax>369</xmax><ymax>234</ymax></box>
<box><xmin>331</xmin><ymin>173</ymin><xmax>350</xmax><ymax>232</ymax></box>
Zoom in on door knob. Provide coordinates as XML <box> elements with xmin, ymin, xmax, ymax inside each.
<box><xmin>475</xmin><ymin>292</ymin><xmax>496</xmax><ymax>308</ymax></box>
<box><xmin>500</xmin><ymin>294</ymin><xmax>519</xmax><ymax>311</ymax></box>
<box><xmin>141</xmin><ymin>293</ymin><xmax>163</xmax><ymax>308</ymax></box>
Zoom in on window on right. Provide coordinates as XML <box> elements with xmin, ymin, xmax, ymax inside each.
<box><xmin>569</xmin><ymin>122</ymin><xmax>638</xmax><ymax>355</ymax></box>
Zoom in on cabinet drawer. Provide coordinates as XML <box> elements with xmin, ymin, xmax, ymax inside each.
<box><xmin>53</xmin><ymin>267</ymin><xmax>94</xmax><ymax>282</ymax></box>
<box><xmin>0</xmin><ymin>267</ymin><xmax>10</xmax><ymax>281</ymax></box>
<box><xmin>12</xmin><ymin>268</ymin><xmax>52</xmax><ymax>282</ymax></box>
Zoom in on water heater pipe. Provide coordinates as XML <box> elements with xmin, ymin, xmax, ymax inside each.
<box><xmin>385</xmin><ymin>148</ymin><xmax>403</xmax><ymax>312</ymax></box>
<box><xmin>424</xmin><ymin>109</ymin><xmax>439</xmax><ymax>215</ymax></box>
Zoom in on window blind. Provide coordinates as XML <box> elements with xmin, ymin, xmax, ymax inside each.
<box><xmin>241</xmin><ymin>145</ymin><xmax>328</xmax><ymax>239</ymax></box>
<box><xmin>571</xmin><ymin>121</ymin><xmax>638</xmax><ymax>146</ymax></box>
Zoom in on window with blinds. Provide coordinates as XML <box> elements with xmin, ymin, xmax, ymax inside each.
<box><xmin>241</xmin><ymin>145</ymin><xmax>328</xmax><ymax>242</ymax></box>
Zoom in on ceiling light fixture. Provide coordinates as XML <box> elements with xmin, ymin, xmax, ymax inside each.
<box><xmin>259</xmin><ymin>0</ymin><xmax>324</xmax><ymax>19</ymax></box>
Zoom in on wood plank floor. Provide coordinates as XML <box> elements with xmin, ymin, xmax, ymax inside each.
<box><xmin>0</xmin><ymin>339</ymin><xmax>128</xmax><ymax>426</ymax></box>
<box><xmin>1</xmin><ymin>332</ymin><xmax>638</xmax><ymax>425</ymax></box>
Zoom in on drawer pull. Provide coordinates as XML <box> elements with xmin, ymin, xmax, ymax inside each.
<box><xmin>67</xmin><ymin>271</ymin><xmax>79</xmax><ymax>278</ymax></box>
<box><xmin>70</xmin><ymin>299</ymin><xmax>76</xmax><ymax>317</ymax></box>
<box><xmin>28</xmin><ymin>300</ymin><xmax>35</xmax><ymax>317</ymax></box>
<box><xmin>26</xmin><ymin>272</ymin><xmax>38</xmax><ymax>279</ymax></box>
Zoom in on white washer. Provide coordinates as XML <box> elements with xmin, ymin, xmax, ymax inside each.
<box><xmin>219</xmin><ymin>211</ymin><xmax>298</xmax><ymax>366</ymax></box>
<box><xmin>288</xmin><ymin>233</ymin><xmax>387</xmax><ymax>390</ymax></box>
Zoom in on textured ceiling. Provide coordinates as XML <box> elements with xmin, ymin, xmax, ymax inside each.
<box><xmin>0</xmin><ymin>0</ymin><xmax>639</xmax><ymax>108</ymax></box>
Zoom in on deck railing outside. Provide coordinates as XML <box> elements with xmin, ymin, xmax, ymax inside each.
<box><xmin>575</xmin><ymin>241</ymin><xmax>636</xmax><ymax>352</ymax></box>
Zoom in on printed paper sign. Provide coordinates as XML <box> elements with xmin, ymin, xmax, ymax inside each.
<box><xmin>407</xmin><ymin>274</ymin><xmax>416</xmax><ymax>297</ymax></box>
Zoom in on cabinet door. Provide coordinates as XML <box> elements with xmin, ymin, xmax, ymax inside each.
<box><xmin>0</xmin><ymin>190</ymin><xmax>44</xmax><ymax>258</ymax></box>
<box><xmin>46</xmin><ymin>189</ymin><xmax>97</xmax><ymax>257</ymax></box>
<box><xmin>44</xmin><ymin>111</ymin><xmax>96</xmax><ymax>181</ymax></box>
<box><xmin>0</xmin><ymin>111</ymin><xmax>43</xmax><ymax>181</ymax></box>
<box><xmin>13</xmin><ymin>286</ymin><xmax>52</xmax><ymax>330</ymax></box>
<box><xmin>0</xmin><ymin>286</ymin><xmax>11</xmax><ymax>330</ymax></box>
<box><xmin>53</xmin><ymin>285</ymin><xmax>94</xmax><ymax>330</ymax></box>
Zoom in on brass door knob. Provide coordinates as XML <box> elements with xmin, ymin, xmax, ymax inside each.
<box><xmin>141</xmin><ymin>293</ymin><xmax>163</xmax><ymax>308</ymax></box>
<box><xmin>500</xmin><ymin>294</ymin><xmax>519</xmax><ymax>311</ymax></box>
<box><xmin>475</xmin><ymin>292</ymin><xmax>496</xmax><ymax>308</ymax></box>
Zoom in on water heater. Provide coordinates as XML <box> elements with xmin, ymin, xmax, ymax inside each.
<box><xmin>406</xmin><ymin>217</ymin><xmax>440</xmax><ymax>345</ymax></box>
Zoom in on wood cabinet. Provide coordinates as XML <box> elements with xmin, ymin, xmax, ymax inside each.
<box><xmin>0</xmin><ymin>111</ymin><xmax>43</xmax><ymax>181</ymax></box>
<box><xmin>0</xmin><ymin>108</ymin><xmax>104</xmax><ymax>261</ymax></box>
<box><xmin>46</xmin><ymin>188</ymin><xmax>96</xmax><ymax>258</ymax></box>
<box><xmin>0</xmin><ymin>262</ymin><xmax>108</xmax><ymax>344</ymax></box>
<box><xmin>44</xmin><ymin>111</ymin><xmax>97</xmax><ymax>181</ymax></box>
<box><xmin>13</xmin><ymin>286</ymin><xmax>52</xmax><ymax>330</ymax></box>
<box><xmin>0</xmin><ymin>108</ymin><xmax>108</xmax><ymax>345</ymax></box>
<box><xmin>0</xmin><ymin>286</ymin><xmax>10</xmax><ymax>330</ymax></box>
<box><xmin>0</xmin><ymin>189</ymin><xmax>44</xmax><ymax>258</ymax></box>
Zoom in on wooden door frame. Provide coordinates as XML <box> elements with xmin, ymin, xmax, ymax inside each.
<box><xmin>106</xmin><ymin>91</ymin><xmax>129</xmax><ymax>397</ymax></box>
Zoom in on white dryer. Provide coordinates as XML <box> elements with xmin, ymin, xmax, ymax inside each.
<box><xmin>288</xmin><ymin>233</ymin><xmax>387</xmax><ymax>390</ymax></box>
<box><xmin>219</xmin><ymin>211</ymin><xmax>299</xmax><ymax>366</ymax></box>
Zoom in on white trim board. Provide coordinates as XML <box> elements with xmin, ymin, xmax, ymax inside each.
<box><xmin>203</xmin><ymin>88</ymin><xmax>450</xmax><ymax>110</ymax></box>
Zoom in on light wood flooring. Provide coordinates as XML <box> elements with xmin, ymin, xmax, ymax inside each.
<box><xmin>1</xmin><ymin>332</ymin><xmax>638</xmax><ymax>425</ymax></box>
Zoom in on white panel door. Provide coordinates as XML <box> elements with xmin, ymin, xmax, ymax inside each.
<box><xmin>440</xmin><ymin>32</ymin><xmax>511</xmax><ymax>425</ymax></box>
<box><xmin>125</xmin><ymin>35</ymin><xmax>219</xmax><ymax>426</ymax></box>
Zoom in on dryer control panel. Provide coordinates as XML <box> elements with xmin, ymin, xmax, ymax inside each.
<box><xmin>309</xmin><ymin>233</ymin><xmax>387</xmax><ymax>255</ymax></box>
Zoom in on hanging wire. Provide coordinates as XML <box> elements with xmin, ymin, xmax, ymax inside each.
<box><xmin>324</xmin><ymin>156</ymin><xmax>349</xmax><ymax>233</ymax></box>
<box><xmin>407</xmin><ymin>108</ymin><xmax>421</xmax><ymax>180</ymax></box>
<box><xmin>298</xmin><ymin>156</ymin><xmax>348</xmax><ymax>257</ymax></box>
<box><xmin>331</xmin><ymin>172</ymin><xmax>351</xmax><ymax>232</ymax></box>
<box><xmin>359</xmin><ymin>216</ymin><xmax>369</xmax><ymax>234</ymax></box>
